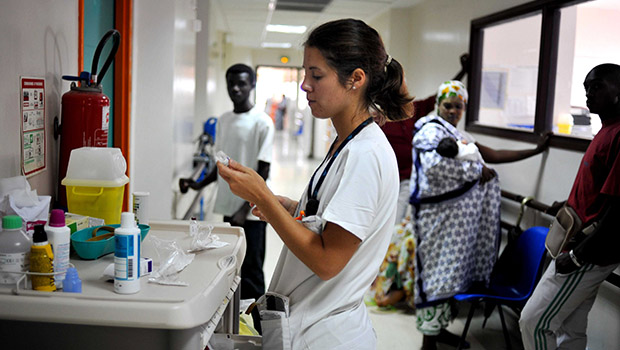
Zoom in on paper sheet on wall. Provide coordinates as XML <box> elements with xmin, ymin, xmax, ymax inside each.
<box><xmin>20</xmin><ymin>77</ymin><xmax>46</xmax><ymax>177</ymax></box>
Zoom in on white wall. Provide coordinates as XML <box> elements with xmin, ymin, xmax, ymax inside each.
<box><xmin>0</xmin><ymin>0</ymin><xmax>78</xmax><ymax>198</ymax></box>
<box><xmin>131</xmin><ymin>0</ymin><xmax>200</xmax><ymax>220</ymax></box>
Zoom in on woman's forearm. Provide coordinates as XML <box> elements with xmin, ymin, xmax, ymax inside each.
<box><xmin>256</xmin><ymin>194</ymin><xmax>358</xmax><ymax>280</ymax></box>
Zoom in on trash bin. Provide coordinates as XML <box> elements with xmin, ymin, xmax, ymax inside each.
<box><xmin>61</xmin><ymin>147</ymin><xmax>129</xmax><ymax>224</ymax></box>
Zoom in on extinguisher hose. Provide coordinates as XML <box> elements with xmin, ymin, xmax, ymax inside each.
<box><xmin>91</xmin><ymin>29</ymin><xmax>121</xmax><ymax>87</ymax></box>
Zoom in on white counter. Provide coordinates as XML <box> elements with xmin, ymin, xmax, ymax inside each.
<box><xmin>0</xmin><ymin>220</ymin><xmax>246</xmax><ymax>350</ymax></box>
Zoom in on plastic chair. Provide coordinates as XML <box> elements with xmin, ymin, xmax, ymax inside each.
<box><xmin>453</xmin><ymin>226</ymin><xmax>549</xmax><ymax>350</ymax></box>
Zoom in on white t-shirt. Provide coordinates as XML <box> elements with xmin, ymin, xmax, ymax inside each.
<box><xmin>214</xmin><ymin>106</ymin><xmax>274</xmax><ymax>219</ymax></box>
<box><xmin>269</xmin><ymin>123</ymin><xmax>399</xmax><ymax>349</ymax></box>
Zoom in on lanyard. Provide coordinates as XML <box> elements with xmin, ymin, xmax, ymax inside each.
<box><xmin>305</xmin><ymin>117</ymin><xmax>373</xmax><ymax>216</ymax></box>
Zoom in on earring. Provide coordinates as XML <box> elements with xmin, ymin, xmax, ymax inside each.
<box><xmin>352</xmin><ymin>86</ymin><xmax>357</xmax><ymax>90</ymax></box>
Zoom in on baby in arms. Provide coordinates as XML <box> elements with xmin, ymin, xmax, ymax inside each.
<box><xmin>436</xmin><ymin>137</ymin><xmax>484</xmax><ymax>163</ymax></box>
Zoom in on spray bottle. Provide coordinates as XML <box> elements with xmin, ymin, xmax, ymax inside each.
<box><xmin>30</xmin><ymin>225</ymin><xmax>56</xmax><ymax>292</ymax></box>
<box><xmin>44</xmin><ymin>209</ymin><xmax>71</xmax><ymax>289</ymax></box>
<box><xmin>114</xmin><ymin>212</ymin><xmax>140</xmax><ymax>294</ymax></box>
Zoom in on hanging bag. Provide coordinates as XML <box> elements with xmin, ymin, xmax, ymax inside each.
<box><xmin>256</xmin><ymin>292</ymin><xmax>292</xmax><ymax>350</ymax></box>
<box><xmin>545</xmin><ymin>205</ymin><xmax>582</xmax><ymax>258</ymax></box>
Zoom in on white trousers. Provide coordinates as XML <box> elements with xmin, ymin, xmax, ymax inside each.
<box><xmin>519</xmin><ymin>260</ymin><xmax>619</xmax><ymax>350</ymax></box>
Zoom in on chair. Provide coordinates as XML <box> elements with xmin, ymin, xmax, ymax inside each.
<box><xmin>453</xmin><ymin>226</ymin><xmax>549</xmax><ymax>350</ymax></box>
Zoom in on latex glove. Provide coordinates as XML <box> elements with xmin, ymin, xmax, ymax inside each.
<box><xmin>555</xmin><ymin>252</ymin><xmax>580</xmax><ymax>275</ymax></box>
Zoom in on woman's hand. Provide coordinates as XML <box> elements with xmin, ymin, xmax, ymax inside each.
<box><xmin>217</xmin><ymin>159</ymin><xmax>272</xmax><ymax>206</ymax></box>
<box><xmin>535</xmin><ymin>131</ymin><xmax>553</xmax><ymax>153</ymax></box>
<box><xmin>251</xmin><ymin>195</ymin><xmax>298</xmax><ymax>220</ymax></box>
<box><xmin>480</xmin><ymin>165</ymin><xmax>497</xmax><ymax>184</ymax></box>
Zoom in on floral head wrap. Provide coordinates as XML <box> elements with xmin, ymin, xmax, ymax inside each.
<box><xmin>436</xmin><ymin>80</ymin><xmax>468</xmax><ymax>110</ymax></box>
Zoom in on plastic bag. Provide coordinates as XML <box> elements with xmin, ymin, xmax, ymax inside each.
<box><xmin>188</xmin><ymin>218</ymin><xmax>228</xmax><ymax>252</ymax></box>
<box><xmin>148</xmin><ymin>236</ymin><xmax>195</xmax><ymax>286</ymax></box>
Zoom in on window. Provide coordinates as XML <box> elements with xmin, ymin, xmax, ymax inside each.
<box><xmin>477</xmin><ymin>13</ymin><xmax>541</xmax><ymax>132</ymax></box>
<box><xmin>467</xmin><ymin>0</ymin><xmax>620</xmax><ymax>151</ymax></box>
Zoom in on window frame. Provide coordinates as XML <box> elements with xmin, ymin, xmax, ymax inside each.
<box><xmin>466</xmin><ymin>0</ymin><xmax>594</xmax><ymax>152</ymax></box>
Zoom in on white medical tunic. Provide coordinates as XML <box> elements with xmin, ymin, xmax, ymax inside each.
<box><xmin>269</xmin><ymin>123</ymin><xmax>399</xmax><ymax>349</ymax></box>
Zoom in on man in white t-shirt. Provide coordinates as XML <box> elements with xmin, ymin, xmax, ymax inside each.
<box><xmin>180</xmin><ymin>64</ymin><xmax>275</xmax><ymax>306</ymax></box>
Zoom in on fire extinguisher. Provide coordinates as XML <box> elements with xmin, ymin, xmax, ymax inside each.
<box><xmin>54</xmin><ymin>29</ymin><xmax>121</xmax><ymax>208</ymax></box>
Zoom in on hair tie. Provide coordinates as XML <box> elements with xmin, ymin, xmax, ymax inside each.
<box><xmin>384</xmin><ymin>54</ymin><xmax>392</xmax><ymax>72</ymax></box>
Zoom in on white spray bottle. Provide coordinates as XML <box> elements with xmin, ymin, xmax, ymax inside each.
<box><xmin>114</xmin><ymin>212</ymin><xmax>141</xmax><ymax>294</ymax></box>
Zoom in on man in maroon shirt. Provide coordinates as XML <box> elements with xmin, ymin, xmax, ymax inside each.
<box><xmin>520</xmin><ymin>64</ymin><xmax>620</xmax><ymax>350</ymax></box>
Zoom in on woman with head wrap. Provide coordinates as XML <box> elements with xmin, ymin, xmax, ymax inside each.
<box><xmin>410</xmin><ymin>80</ymin><xmax>550</xmax><ymax>350</ymax></box>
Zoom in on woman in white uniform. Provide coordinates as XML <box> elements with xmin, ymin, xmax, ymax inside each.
<box><xmin>218</xmin><ymin>18</ymin><xmax>413</xmax><ymax>349</ymax></box>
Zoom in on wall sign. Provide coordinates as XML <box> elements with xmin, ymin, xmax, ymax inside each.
<box><xmin>20</xmin><ymin>77</ymin><xmax>46</xmax><ymax>177</ymax></box>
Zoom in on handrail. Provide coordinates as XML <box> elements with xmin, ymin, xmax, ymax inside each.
<box><xmin>501</xmin><ymin>189</ymin><xmax>619</xmax><ymax>289</ymax></box>
<box><xmin>501</xmin><ymin>190</ymin><xmax>551</xmax><ymax>213</ymax></box>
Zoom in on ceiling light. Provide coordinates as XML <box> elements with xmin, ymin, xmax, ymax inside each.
<box><xmin>266</xmin><ymin>24</ymin><xmax>307</xmax><ymax>34</ymax></box>
<box><xmin>261</xmin><ymin>42</ymin><xmax>293</xmax><ymax>49</ymax></box>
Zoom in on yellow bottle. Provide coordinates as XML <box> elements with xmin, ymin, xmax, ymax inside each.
<box><xmin>557</xmin><ymin>113</ymin><xmax>573</xmax><ymax>135</ymax></box>
<box><xmin>30</xmin><ymin>225</ymin><xmax>56</xmax><ymax>292</ymax></box>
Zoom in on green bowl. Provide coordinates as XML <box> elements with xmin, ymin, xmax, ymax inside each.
<box><xmin>71</xmin><ymin>224</ymin><xmax>150</xmax><ymax>260</ymax></box>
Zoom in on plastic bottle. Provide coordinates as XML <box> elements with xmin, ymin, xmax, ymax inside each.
<box><xmin>114</xmin><ymin>212</ymin><xmax>140</xmax><ymax>294</ymax></box>
<box><xmin>0</xmin><ymin>215</ymin><xmax>31</xmax><ymax>286</ymax></box>
<box><xmin>44</xmin><ymin>209</ymin><xmax>71</xmax><ymax>289</ymax></box>
<box><xmin>63</xmin><ymin>267</ymin><xmax>82</xmax><ymax>293</ymax></box>
<box><xmin>30</xmin><ymin>225</ymin><xmax>56</xmax><ymax>291</ymax></box>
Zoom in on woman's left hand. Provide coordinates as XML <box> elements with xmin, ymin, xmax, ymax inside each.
<box><xmin>217</xmin><ymin>159</ymin><xmax>272</xmax><ymax>206</ymax></box>
<box><xmin>535</xmin><ymin>131</ymin><xmax>553</xmax><ymax>153</ymax></box>
<box><xmin>480</xmin><ymin>165</ymin><xmax>497</xmax><ymax>184</ymax></box>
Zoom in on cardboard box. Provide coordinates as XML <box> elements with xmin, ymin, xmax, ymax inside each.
<box><xmin>65</xmin><ymin>213</ymin><xmax>104</xmax><ymax>234</ymax></box>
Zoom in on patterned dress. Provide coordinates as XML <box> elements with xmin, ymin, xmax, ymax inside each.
<box><xmin>372</xmin><ymin>217</ymin><xmax>416</xmax><ymax>308</ymax></box>
<box><xmin>410</xmin><ymin>115</ymin><xmax>501</xmax><ymax>334</ymax></box>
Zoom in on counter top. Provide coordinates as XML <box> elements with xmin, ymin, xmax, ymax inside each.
<box><xmin>0</xmin><ymin>220</ymin><xmax>246</xmax><ymax>330</ymax></box>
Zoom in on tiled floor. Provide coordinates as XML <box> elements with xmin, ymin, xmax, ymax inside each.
<box><xmin>260</xmin><ymin>131</ymin><xmax>523</xmax><ymax>349</ymax></box>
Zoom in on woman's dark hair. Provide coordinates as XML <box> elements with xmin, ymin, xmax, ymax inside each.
<box><xmin>304</xmin><ymin>18</ymin><xmax>413</xmax><ymax>122</ymax></box>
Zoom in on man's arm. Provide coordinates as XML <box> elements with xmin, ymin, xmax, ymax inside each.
<box><xmin>179</xmin><ymin>166</ymin><xmax>217</xmax><ymax>194</ymax></box>
<box><xmin>452</xmin><ymin>53</ymin><xmax>470</xmax><ymax>81</ymax></box>
<box><xmin>228</xmin><ymin>160</ymin><xmax>271</xmax><ymax>227</ymax></box>
<box><xmin>573</xmin><ymin>198</ymin><xmax>620</xmax><ymax>265</ymax></box>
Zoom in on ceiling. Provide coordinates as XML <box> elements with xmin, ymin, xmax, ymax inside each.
<box><xmin>211</xmin><ymin>0</ymin><xmax>423</xmax><ymax>49</ymax></box>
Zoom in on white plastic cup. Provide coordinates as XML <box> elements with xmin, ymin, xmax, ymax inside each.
<box><xmin>132</xmin><ymin>192</ymin><xmax>150</xmax><ymax>225</ymax></box>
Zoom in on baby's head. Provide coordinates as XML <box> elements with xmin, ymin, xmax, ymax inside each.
<box><xmin>436</xmin><ymin>137</ymin><xmax>458</xmax><ymax>158</ymax></box>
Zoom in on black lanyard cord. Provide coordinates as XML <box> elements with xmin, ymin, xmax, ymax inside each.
<box><xmin>305</xmin><ymin>117</ymin><xmax>373</xmax><ymax>215</ymax></box>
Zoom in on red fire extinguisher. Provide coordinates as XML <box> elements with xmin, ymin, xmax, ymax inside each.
<box><xmin>54</xmin><ymin>29</ymin><xmax>120</xmax><ymax>208</ymax></box>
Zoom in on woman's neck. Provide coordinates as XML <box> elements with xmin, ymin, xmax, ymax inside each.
<box><xmin>332</xmin><ymin>110</ymin><xmax>370</xmax><ymax>138</ymax></box>
<box><xmin>330</xmin><ymin>112</ymin><xmax>370</xmax><ymax>155</ymax></box>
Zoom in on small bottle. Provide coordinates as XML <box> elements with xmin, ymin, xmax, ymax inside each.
<box><xmin>30</xmin><ymin>225</ymin><xmax>56</xmax><ymax>292</ymax></box>
<box><xmin>0</xmin><ymin>215</ymin><xmax>31</xmax><ymax>286</ymax></box>
<box><xmin>114</xmin><ymin>212</ymin><xmax>141</xmax><ymax>294</ymax></box>
<box><xmin>44</xmin><ymin>209</ymin><xmax>71</xmax><ymax>289</ymax></box>
<box><xmin>63</xmin><ymin>267</ymin><xmax>82</xmax><ymax>293</ymax></box>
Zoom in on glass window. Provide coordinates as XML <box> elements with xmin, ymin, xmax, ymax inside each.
<box><xmin>475</xmin><ymin>13</ymin><xmax>541</xmax><ymax>132</ymax></box>
<box><xmin>553</xmin><ymin>0</ymin><xmax>620</xmax><ymax>139</ymax></box>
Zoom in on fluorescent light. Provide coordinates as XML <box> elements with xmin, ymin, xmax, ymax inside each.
<box><xmin>261</xmin><ymin>42</ymin><xmax>293</xmax><ymax>49</ymax></box>
<box><xmin>266</xmin><ymin>24</ymin><xmax>307</xmax><ymax>34</ymax></box>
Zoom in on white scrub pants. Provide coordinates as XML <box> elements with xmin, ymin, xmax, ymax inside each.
<box><xmin>519</xmin><ymin>260</ymin><xmax>619</xmax><ymax>350</ymax></box>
